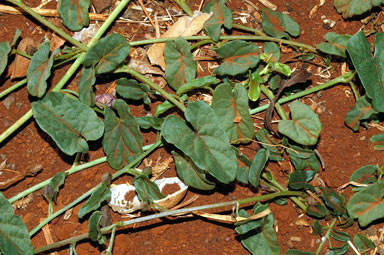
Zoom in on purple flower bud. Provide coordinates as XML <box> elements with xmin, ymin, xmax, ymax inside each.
<box><xmin>95</xmin><ymin>94</ymin><xmax>114</xmax><ymax>109</ymax></box>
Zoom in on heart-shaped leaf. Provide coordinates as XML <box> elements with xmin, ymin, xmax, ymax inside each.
<box><xmin>334</xmin><ymin>0</ymin><xmax>384</xmax><ymax>18</ymax></box>
<box><xmin>79</xmin><ymin>183</ymin><xmax>111</xmax><ymax>218</ymax></box>
<box><xmin>103</xmin><ymin>99</ymin><xmax>143</xmax><ymax>170</ymax></box>
<box><xmin>176</xmin><ymin>76</ymin><xmax>219</xmax><ymax>95</ymax></box>
<box><xmin>248</xmin><ymin>149</ymin><xmax>269</xmax><ymax>188</ymax></box>
<box><xmin>288</xmin><ymin>170</ymin><xmax>315</xmax><ymax>191</ymax></box>
<box><xmin>261</xmin><ymin>8</ymin><xmax>300</xmax><ymax>39</ymax></box>
<box><xmin>0</xmin><ymin>192</ymin><xmax>33</xmax><ymax>255</ymax></box>
<box><xmin>278</xmin><ymin>100</ymin><xmax>322</xmax><ymax>146</ymax></box>
<box><xmin>347</xmin><ymin>181</ymin><xmax>384</xmax><ymax>227</ymax></box>
<box><xmin>345</xmin><ymin>95</ymin><xmax>377</xmax><ymax>131</ymax></box>
<box><xmin>83</xmin><ymin>33</ymin><xmax>130</xmax><ymax>74</ymax></box>
<box><xmin>32</xmin><ymin>92</ymin><xmax>104</xmax><ymax>155</ymax></box>
<box><xmin>214</xmin><ymin>40</ymin><xmax>260</xmax><ymax>76</ymax></box>
<box><xmin>88</xmin><ymin>211</ymin><xmax>106</xmax><ymax>244</ymax></box>
<box><xmin>203</xmin><ymin>0</ymin><xmax>233</xmax><ymax>41</ymax></box>
<box><xmin>0</xmin><ymin>42</ymin><xmax>11</xmax><ymax>76</ymax></box>
<box><xmin>321</xmin><ymin>187</ymin><xmax>346</xmax><ymax>216</ymax></box>
<box><xmin>316</xmin><ymin>32</ymin><xmax>351</xmax><ymax>58</ymax></box>
<box><xmin>116</xmin><ymin>78</ymin><xmax>151</xmax><ymax>104</ymax></box>
<box><xmin>212</xmin><ymin>83</ymin><xmax>254</xmax><ymax>144</ymax></box>
<box><xmin>347</xmin><ymin>32</ymin><xmax>384</xmax><ymax>112</ymax></box>
<box><xmin>58</xmin><ymin>0</ymin><xmax>90</xmax><ymax>31</ymax></box>
<box><xmin>164</xmin><ymin>38</ymin><xmax>196</xmax><ymax>90</ymax></box>
<box><xmin>161</xmin><ymin>101</ymin><xmax>237</xmax><ymax>184</ymax></box>
<box><xmin>79</xmin><ymin>66</ymin><xmax>96</xmax><ymax>106</ymax></box>
<box><xmin>173</xmin><ymin>151</ymin><xmax>216</xmax><ymax>191</ymax></box>
<box><xmin>133</xmin><ymin>175</ymin><xmax>164</xmax><ymax>202</ymax></box>
<box><xmin>288</xmin><ymin>145</ymin><xmax>321</xmax><ymax>172</ymax></box>
<box><xmin>27</xmin><ymin>42</ymin><xmax>58</xmax><ymax>98</ymax></box>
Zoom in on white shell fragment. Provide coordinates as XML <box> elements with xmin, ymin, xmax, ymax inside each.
<box><xmin>108</xmin><ymin>177</ymin><xmax>188</xmax><ymax>215</ymax></box>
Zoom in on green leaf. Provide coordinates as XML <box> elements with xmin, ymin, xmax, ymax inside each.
<box><xmin>347</xmin><ymin>32</ymin><xmax>384</xmax><ymax>112</ymax></box>
<box><xmin>278</xmin><ymin>100</ymin><xmax>322</xmax><ymax>146</ymax></box>
<box><xmin>334</xmin><ymin>0</ymin><xmax>384</xmax><ymax>18</ymax></box>
<box><xmin>58</xmin><ymin>0</ymin><xmax>90</xmax><ymax>31</ymax></box>
<box><xmin>321</xmin><ymin>187</ymin><xmax>346</xmax><ymax>216</ymax></box>
<box><xmin>347</xmin><ymin>181</ymin><xmax>384</xmax><ymax>227</ymax></box>
<box><xmin>370</xmin><ymin>134</ymin><xmax>384</xmax><ymax>151</ymax></box>
<box><xmin>45</xmin><ymin>172</ymin><xmax>66</xmax><ymax>203</ymax></box>
<box><xmin>345</xmin><ymin>96</ymin><xmax>377</xmax><ymax>131</ymax></box>
<box><xmin>288</xmin><ymin>170</ymin><xmax>315</xmax><ymax>191</ymax></box>
<box><xmin>353</xmin><ymin>233</ymin><xmax>375</xmax><ymax>254</ymax></box>
<box><xmin>306</xmin><ymin>203</ymin><xmax>328</xmax><ymax>219</ymax></box>
<box><xmin>261</xmin><ymin>8</ymin><xmax>300</xmax><ymax>39</ymax></box>
<box><xmin>235</xmin><ymin>203</ymin><xmax>268</xmax><ymax>234</ymax></box>
<box><xmin>203</xmin><ymin>0</ymin><xmax>233</xmax><ymax>41</ymax></box>
<box><xmin>88</xmin><ymin>211</ymin><xmax>106</xmax><ymax>244</ymax></box>
<box><xmin>214</xmin><ymin>41</ymin><xmax>260</xmax><ymax>76</ymax></box>
<box><xmin>27</xmin><ymin>42</ymin><xmax>57</xmax><ymax>98</ymax></box>
<box><xmin>350</xmin><ymin>165</ymin><xmax>378</xmax><ymax>187</ymax></box>
<box><xmin>32</xmin><ymin>92</ymin><xmax>104</xmax><ymax>155</ymax></box>
<box><xmin>0</xmin><ymin>42</ymin><xmax>11</xmax><ymax>76</ymax></box>
<box><xmin>172</xmin><ymin>151</ymin><xmax>216</xmax><ymax>190</ymax></box>
<box><xmin>312</xmin><ymin>220</ymin><xmax>323</xmax><ymax>236</ymax></box>
<box><xmin>155</xmin><ymin>94</ymin><xmax>188</xmax><ymax>117</ymax></box>
<box><xmin>79</xmin><ymin>183</ymin><xmax>111</xmax><ymax>218</ymax></box>
<box><xmin>133</xmin><ymin>175</ymin><xmax>164</xmax><ymax>202</ymax></box>
<box><xmin>103</xmin><ymin>99</ymin><xmax>143</xmax><ymax>170</ymax></box>
<box><xmin>176</xmin><ymin>76</ymin><xmax>219</xmax><ymax>95</ymax></box>
<box><xmin>288</xmin><ymin>145</ymin><xmax>321</xmax><ymax>172</ymax></box>
<box><xmin>11</xmin><ymin>29</ymin><xmax>22</xmax><ymax>48</ymax></box>
<box><xmin>248</xmin><ymin>67</ymin><xmax>262</xmax><ymax>101</ymax></box>
<box><xmin>263</xmin><ymin>42</ymin><xmax>280</xmax><ymax>62</ymax></box>
<box><xmin>116</xmin><ymin>78</ymin><xmax>151</xmax><ymax>104</ymax></box>
<box><xmin>161</xmin><ymin>101</ymin><xmax>237</xmax><ymax>184</ymax></box>
<box><xmin>212</xmin><ymin>83</ymin><xmax>254</xmax><ymax>144</ymax></box>
<box><xmin>164</xmin><ymin>38</ymin><xmax>196</xmax><ymax>90</ymax></box>
<box><xmin>286</xmin><ymin>250</ymin><xmax>314</xmax><ymax>255</ymax></box>
<box><xmin>269</xmin><ymin>74</ymin><xmax>282</xmax><ymax>90</ymax></box>
<box><xmin>331</xmin><ymin>229</ymin><xmax>350</xmax><ymax>242</ymax></box>
<box><xmin>236</xmin><ymin>165</ymin><xmax>249</xmax><ymax>184</ymax></box>
<box><xmin>248</xmin><ymin>149</ymin><xmax>269</xmax><ymax>188</ymax></box>
<box><xmin>328</xmin><ymin>243</ymin><xmax>349</xmax><ymax>255</ymax></box>
<box><xmin>0</xmin><ymin>192</ymin><xmax>33</xmax><ymax>255</ymax></box>
<box><xmin>255</xmin><ymin>128</ymin><xmax>280</xmax><ymax>154</ymax></box>
<box><xmin>83</xmin><ymin>33</ymin><xmax>130</xmax><ymax>74</ymax></box>
<box><xmin>316</xmin><ymin>32</ymin><xmax>351</xmax><ymax>58</ymax></box>
<box><xmin>137</xmin><ymin>116</ymin><xmax>164</xmax><ymax>130</ymax></box>
<box><xmin>79</xmin><ymin>66</ymin><xmax>96</xmax><ymax>107</ymax></box>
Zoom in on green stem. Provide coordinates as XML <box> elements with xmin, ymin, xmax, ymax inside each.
<box><xmin>29</xmin><ymin>141</ymin><xmax>161</xmax><ymax>237</ymax></box>
<box><xmin>173</xmin><ymin>0</ymin><xmax>194</xmax><ymax>16</ymax></box>
<box><xmin>106</xmin><ymin>227</ymin><xmax>116</xmax><ymax>255</ymax></box>
<box><xmin>33</xmin><ymin>190</ymin><xmax>305</xmax><ymax>254</ymax></box>
<box><xmin>349</xmin><ymin>81</ymin><xmax>359</xmax><ymax>101</ymax></box>
<box><xmin>116</xmin><ymin>66</ymin><xmax>187</xmax><ymax>113</ymax></box>
<box><xmin>0</xmin><ymin>79</ymin><xmax>27</xmax><ymax>99</ymax></box>
<box><xmin>250</xmin><ymin>71</ymin><xmax>356</xmax><ymax>115</ymax></box>
<box><xmin>5</xmin><ymin>0</ymin><xmax>88</xmax><ymax>51</ymax></box>
<box><xmin>190</xmin><ymin>39</ymin><xmax>215</xmax><ymax>50</ymax></box>
<box><xmin>11</xmin><ymin>49</ymin><xmax>32</xmax><ymax>59</ymax></box>
<box><xmin>260</xmin><ymin>85</ymin><xmax>288</xmax><ymax>120</ymax></box>
<box><xmin>315</xmin><ymin>218</ymin><xmax>337</xmax><ymax>255</ymax></box>
<box><xmin>232</xmin><ymin>24</ymin><xmax>265</xmax><ymax>36</ymax></box>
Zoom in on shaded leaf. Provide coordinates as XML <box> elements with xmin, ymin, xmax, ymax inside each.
<box><xmin>58</xmin><ymin>0</ymin><xmax>90</xmax><ymax>31</ymax></box>
<box><xmin>235</xmin><ymin>203</ymin><xmax>269</xmax><ymax>234</ymax></box>
<box><xmin>255</xmin><ymin>128</ymin><xmax>280</xmax><ymax>154</ymax></box>
<box><xmin>172</xmin><ymin>151</ymin><xmax>215</xmax><ymax>190</ymax></box>
<box><xmin>370</xmin><ymin>134</ymin><xmax>384</xmax><ymax>151</ymax></box>
<box><xmin>263</xmin><ymin>42</ymin><xmax>280</xmax><ymax>62</ymax></box>
<box><xmin>32</xmin><ymin>92</ymin><xmax>104</xmax><ymax>155</ymax></box>
<box><xmin>214</xmin><ymin>40</ymin><xmax>260</xmax><ymax>76</ymax></box>
<box><xmin>345</xmin><ymin>95</ymin><xmax>377</xmax><ymax>131</ymax></box>
<box><xmin>286</xmin><ymin>250</ymin><xmax>314</xmax><ymax>255</ymax></box>
<box><xmin>288</xmin><ymin>170</ymin><xmax>315</xmax><ymax>191</ymax></box>
<box><xmin>306</xmin><ymin>203</ymin><xmax>328</xmax><ymax>219</ymax></box>
<box><xmin>103</xmin><ymin>99</ymin><xmax>143</xmax><ymax>170</ymax></box>
<box><xmin>328</xmin><ymin>243</ymin><xmax>349</xmax><ymax>255</ymax></box>
<box><xmin>88</xmin><ymin>211</ymin><xmax>106</xmax><ymax>244</ymax></box>
<box><xmin>350</xmin><ymin>165</ymin><xmax>378</xmax><ymax>187</ymax></box>
<box><xmin>155</xmin><ymin>94</ymin><xmax>188</xmax><ymax>117</ymax></box>
<box><xmin>288</xmin><ymin>145</ymin><xmax>321</xmax><ymax>172</ymax></box>
<box><xmin>44</xmin><ymin>172</ymin><xmax>66</xmax><ymax>203</ymax></box>
<box><xmin>278</xmin><ymin>100</ymin><xmax>322</xmax><ymax>145</ymax></box>
<box><xmin>312</xmin><ymin>220</ymin><xmax>323</xmax><ymax>236</ymax></box>
<box><xmin>0</xmin><ymin>42</ymin><xmax>11</xmax><ymax>76</ymax></box>
<box><xmin>334</xmin><ymin>0</ymin><xmax>384</xmax><ymax>19</ymax></box>
<box><xmin>261</xmin><ymin>8</ymin><xmax>300</xmax><ymax>39</ymax></box>
<box><xmin>83</xmin><ymin>33</ymin><xmax>130</xmax><ymax>74</ymax></box>
<box><xmin>270</xmin><ymin>74</ymin><xmax>282</xmax><ymax>90</ymax></box>
<box><xmin>353</xmin><ymin>233</ymin><xmax>375</xmax><ymax>254</ymax></box>
<box><xmin>27</xmin><ymin>42</ymin><xmax>58</xmax><ymax>98</ymax></box>
<box><xmin>347</xmin><ymin>181</ymin><xmax>384</xmax><ymax>227</ymax></box>
<box><xmin>212</xmin><ymin>83</ymin><xmax>254</xmax><ymax>144</ymax></box>
<box><xmin>236</xmin><ymin>165</ymin><xmax>249</xmax><ymax>184</ymax></box>
<box><xmin>347</xmin><ymin>32</ymin><xmax>384</xmax><ymax>112</ymax></box>
<box><xmin>116</xmin><ymin>78</ymin><xmax>151</xmax><ymax>104</ymax></box>
<box><xmin>0</xmin><ymin>192</ymin><xmax>33</xmax><ymax>255</ymax></box>
<box><xmin>176</xmin><ymin>76</ymin><xmax>219</xmax><ymax>95</ymax></box>
<box><xmin>331</xmin><ymin>229</ymin><xmax>350</xmax><ymax>242</ymax></box>
<box><xmin>161</xmin><ymin>101</ymin><xmax>237</xmax><ymax>184</ymax></box>
<box><xmin>316</xmin><ymin>32</ymin><xmax>351</xmax><ymax>58</ymax></box>
<box><xmin>203</xmin><ymin>0</ymin><xmax>233</xmax><ymax>41</ymax></box>
<box><xmin>248</xmin><ymin>67</ymin><xmax>262</xmax><ymax>101</ymax></box>
<box><xmin>164</xmin><ymin>38</ymin><xmax>196</xmax><ymax>90</ymax></box>
<box><xmin>249</xmin><ymin>149</ymin><xmax>269</xmax><ymax>188</ymax></box>
<box><xmin>133</xmin><ymin>175</ymin><xmax>164</xmax><ymax>202</ymax></box>
<box><xmin>137</xmin><ymin>116</ymin><xmax>164</xmax><ymax>130</ymax></box>
<box><xmin>79</xmin><ymin>66</ymin><xmax>96</xmax><ymax>106</ymax></box>
<box><xmin>79</xmin><ymin>183</ymin><xmax>111</xmax><ymax>218</ymax></box>
<box><xmin>321</xmin><ymin>187</ymin><xmax>346</xmax><ymax>216</ymax></box>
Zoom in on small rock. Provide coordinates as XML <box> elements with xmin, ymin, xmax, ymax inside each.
<box><xmin>0</xmin><ymin>154</ymin><xmax>6</xmax><ymax>160</ymax></box>
<box><xmin>2</xmin><ymin>95</ymin><xmax>14</xmax><ymax>109</ymax></box>
<box><xmin>16</xmin><ymin>102</ymin><xmax>22</xmax><ymax>109</ymax></box>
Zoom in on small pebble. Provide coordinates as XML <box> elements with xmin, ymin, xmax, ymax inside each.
<box><xmin>2</xmin><ymin>95</ymin><xmax>15</xmax><ymax>109</ymax></box>
<box><xmin>0</xmin><ymin>154</ymin><xmax>6</xmax><ymax>160</ymax></box>
<box><xmin>225</xmin><ymin>237</ymin><xmax>231</xmax><ymax>242</ymax></box>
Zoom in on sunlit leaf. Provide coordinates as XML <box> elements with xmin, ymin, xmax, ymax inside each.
<box><xmin>133</xmin><ymin>175</ymin><xmax>164</xmax><ymax>202</ymax></box>
<box><xmin>288</xmin><ymin>170</ymin><xmax>315</xmax><ymax>191</ymax></box>
<box><xmin>263</xmin><ymin>42</ymin><xmax>280</xmax><ymax>62</ymax></box>
<box><xmin>370</xmin><ymin>134</ymin><xmax>384</xmax><ymax>151</ymax></box>
<box><xmin>0</xmin><ymin>42</ymin><xmax>11</xmax><ymax>76</ymax></box>
<box><xmin>321</xmin><ymin>187</ymin><xmax>346</xmax><ymax>216</ymax></box>
<box><xmin>164</xmin><ymin>38</ymin><xmax>196</xmax><ymax>90</ymax></box>
<box><xmin>334</xmin><ymin>0</ymin><xmax>384</xmax><ymax>18</ymax></box>
<box><xmin>0</xmin><ymin>192</ymin><xmax>33</xmax><ymax>255</ymax></box>
<box><xmin>278</xmin><ymin>101</ymin><xmax>322</xmax><ymax>145</ymax></box>
<box><xmin>172</xmin><ymin>151</ymin><xmax>216</xmax><ymax>190</ymax></box>
<box><xmin>345</xmin><ymin>96</ymin><xmax>377</xmax><ymax>131</ymax></box>
<box><xmin>79</xmin><ymin>66</ymin><xmax>96</xmax><ymax>106</ymax></box>
<box><xmin>214</xmin><ymin>40</ymin><xmax>260</xmax><ymax>76</ymax></box>
<box><xmin>248</xmin><ymin>149</ymin><xmax>269</xmax><ymax>188</ymax></box>
<box><xmin>103</xmin><ymin>99</ymin><xmax>143</xmax><ymax>170</ymax></box>
<box><xmin>161</xmin><ymin>101</ymin><xmax>237</xmax><ymax>184</ymax></box>
<box><xmin>261</xmin><ymin>8</ymin><xmax>300</xmax><ymax>39</ymax></box>
<box><xmin>347</xmin><ymin>181</ymin><xmax>384</xmax><ymax>227</ymax></box>
<box><xmin>353</xmin><ymin>233</ymin><xmax>375</xmax><ymax>254</ymax></box>
<box><xmin>83</xmin><ymin>33</ymin><xmax>130</xmax><ymax>74</ymax></box>
<box><xmin>248</xmin><ymin>67</ymin><xmax>262</xmax><ymax>101</ymax></box>
<box><xmin>79</xmin><ymin>183</ymin><xmax>111</xmax><ymax>218</ymax></box>
<box><xmin>203</xmin><ymin>0</ymin><xmax>233</xmax><ymax>41</ymax></box>
<box><xmin>212</xmin><ymin>83</ymin><xmax>254</xmax><ymax>144</ymax></box>
<box><xmin>316</xmin><ymin>32</ymin><xmax>351</xmax><ymax>58</ymax></box>
<box><xmin>58</xmin><ymin>0</ymin><xmax>90</xmax><ymax>31</ymax></box>
<box><xmin>32</xmin><ymin>92</ymin><xmax>104</xmax><ymax>155</ymax></box>
<box><xmin>350</xmin><ymin>165</ymin><xmax>378</xmax><ymax>188</ymax></box>
<box><xmin>116</xmin><ymin>78</ymin><xmax>151</xmax><ymax>104</ymax></box>
<box><xmin>347</xmin><ymin>32</ymin><xmax>384</xmax><ymax>112</ymax></box>
<box><xmin>306</xmin><ymin>203</ymin><xmax>328</xmax><ymax>219</ymax></box>
<box><xmin>176</xmin><ymin>76</ymin><xmax>219</xmax><ymax>95</ymax></box>
<box><xmin>137</xmin><ymin>116</ymin><xmax>164</xmax><ymax>130</ymax></box>
<box><xmin>88</xmin><ymin>211</ymin><xmax>106</xmax><ymax>244</ymax></box>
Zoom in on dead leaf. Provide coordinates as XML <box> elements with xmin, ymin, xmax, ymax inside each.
<box><xmin>194</xmin><ymin>208</ymin><xmax>271</xmax><ymax>223</ymax></box>
<box><xmin>49</xmin><ymin>33</ymin><xmax>65</xmax><ymax>51</ymax></box>
<box><xmin>11</xmin><ymin>38</ymin><xmax>40</xmax><ymax>79</ymax></box>
<box><xmin>127</xmin><ymin>58</ymin><xmax>164</xmax><ymax>76</ymax></box>
<box><xmin>147</xmin><ymin>11</ymin><xmax>211</xmax><ymax>70</ymax></box>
